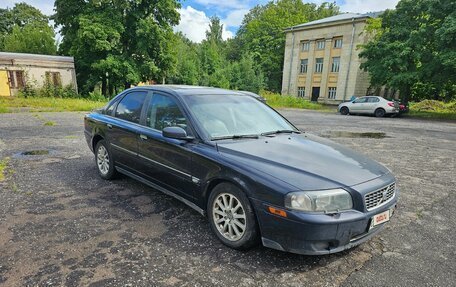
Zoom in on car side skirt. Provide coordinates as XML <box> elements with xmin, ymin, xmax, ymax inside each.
<box><xmin>115</xmin><ymin>166</ymin><xmax>205</xmax><ymax>216</ymax></box>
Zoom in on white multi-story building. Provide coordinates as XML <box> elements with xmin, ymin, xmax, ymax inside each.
<box><xmin>282</xmin><ymin>13</ymin><xmax>376</xmax><ymax>103</ymax></box>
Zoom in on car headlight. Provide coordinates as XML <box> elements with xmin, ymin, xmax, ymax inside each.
<box><xmin>285</xmin><ymin>189</ymin><xmax>353</xmax><ymax>213</ymax></box>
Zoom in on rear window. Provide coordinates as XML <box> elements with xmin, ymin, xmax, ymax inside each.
<box><xmin>115</xmin><ymin>91</ymin><xmax>147</xmax><ymax>124</ymax></box>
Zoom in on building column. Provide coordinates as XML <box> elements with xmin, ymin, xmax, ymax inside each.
<box><xmin>318</xmin><ymin>38</ymin><xmax>332</xmax><ymax>101</ymax></box>
<box><xmin>305</xmin><ymin>41</ymin><xmax>315</xmax><ymax>100</ymax></box>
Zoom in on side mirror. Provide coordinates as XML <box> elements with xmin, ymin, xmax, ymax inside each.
<box><xmin>162</xmin><ymin>126</ymin><xmax>193</xmax><ymax>140</ymax></box>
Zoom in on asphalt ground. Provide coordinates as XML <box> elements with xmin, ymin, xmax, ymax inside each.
<box><xmin>0</xmin><ymin>110</ymin><xmax>455</xmax><ymax>287</ymax></box>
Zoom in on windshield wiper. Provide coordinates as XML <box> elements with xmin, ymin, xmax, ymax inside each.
<box><xmin>261</xmin><ymin>129</ymin><xmax>301</xmax><ymax>136</ymax></box>
<box><xmin>211</xmin><ymin>134</ymin><xmax>259</xmax><ymax>141</ymax></box>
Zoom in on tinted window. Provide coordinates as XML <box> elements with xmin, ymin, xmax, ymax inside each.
<box><xmin>105</xmin><ymin>98</ymin><xmax>120</xmax><ymax>115</ymax></box>
<box><xmin>115</xmin><ymin>91</ymin><xmax>147</xmax><ymax>123</ymax></box>
<box><xmin>147</xmin><ymin>94</ymin><xmax>187</xmax><ymax>131</ymax></box>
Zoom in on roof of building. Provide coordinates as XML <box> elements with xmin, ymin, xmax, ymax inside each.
<box><xmin>0</xmin><ymin>52</ymin><xmax>74</xmax><ymax>63</ymax></box>
<box><xmin>285</xmin><ymin>12</ymin><xmax>376</xmax><ymax>31</ymax></box>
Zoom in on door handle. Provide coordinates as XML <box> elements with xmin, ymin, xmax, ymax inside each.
<box><xmin>139</xmin><ymin>134</ymin><xmax>148</xmax><ymax>140</ymax></box>
<box><xmin>107</xmin><ymin>124</ymin><xmax>113</xmax><ymax>129</ymax></box>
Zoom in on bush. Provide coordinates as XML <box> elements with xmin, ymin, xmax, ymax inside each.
<box><xmin>18</xmin><ymin>84</ymin><xmax>79</xmax><ymax>98</ymax></box>
<box><xmin>260</xmin><ymin>91</ymin><xmax>328</xmax><ymax>110</ymax></box>
<box><xmin>410</xmin><ymin>100</ymin><xmax>456</xmax><ymax>112</ymax></box>
<box><xmin>86</xmin><ymin>91</ymin><xmax>106</xmax><ymax>101</ymax></box>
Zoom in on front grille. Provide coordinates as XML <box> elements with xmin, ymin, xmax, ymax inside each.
<box><xmin>365</xmin><ymin>183</ymin><xmax>395</xmax><ymax>211</ymax></box>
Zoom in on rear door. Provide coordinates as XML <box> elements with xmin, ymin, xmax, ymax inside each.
<box><xmin>108</xmin><ymin>90</ymin><xmax>148</xmax><ymax>171</ymax></box>
<box><xmin>137</xmin><ymin>92</ymin><xmax>196</xmax><ymax>200</ymax></box>
<box><xmin>365</xmin><ymin>97</ymin><xmax>380</xmax><ymax>114</ymax></box>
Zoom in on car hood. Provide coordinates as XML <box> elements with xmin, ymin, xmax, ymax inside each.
<box><xmin>217</xmin><ymin>133</ymin><xmax>389</xmax><ymax>191</ymax></box>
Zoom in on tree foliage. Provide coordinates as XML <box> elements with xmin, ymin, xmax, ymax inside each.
<box><xmin>167</xmin><ymin>17</ymin><xmax>265</xmax><ymax>93</ymax></box>
<box><xmin>0</xmin><ymin>3</ymin><xmax>55</xmax><ymax>54</ymax></box>
<box><xmin>360</xmin><ymin>0</ymin><xmax>456</xmax><ymax>102</ymax></box>
<box><xmin>54</xmin><ymin>0</ymin><xmax>181</xmax><ymax>97</ymax></box>
<box><xmin>235</xmin><ymin>0</ymin><xmax>339</xmax><ymax>92</ymax></box>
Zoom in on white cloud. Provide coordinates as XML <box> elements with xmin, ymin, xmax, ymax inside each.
<box><xmin>175</xmin><ymin>6</ymin><xmax>233</xmax><ymax>43</ymax></box>
<box><xmin>194</xmin><ymin>0</ymin><xmax>247</xmax><ymax>10</ymax></box>
<box><xmin>222</xmin><ymin>9</ymin><xmax>249</xmax><ymax>28</ymax></box>
<box><xmin>340</xmin><ymin>0</ymin><xmax>400</xmax><ymax>13</ymax></box>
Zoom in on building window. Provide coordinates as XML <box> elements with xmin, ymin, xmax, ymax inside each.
<box><xmin>328</xmin><ymin>87</ymin><xmax>337</xmax><ymax>99</ymax></box>
<box><xmin>301</xmin><ymin>41</ymin><xmax>310</xmax><ymax>51</ymax></box>
<box><xmin>8</xmin><ymin>70</ymin><xmax>25</xmax><ymax>89</ymax></box>
<box><xmin>315</xmin><ymin>58</ymin><xmax>323</xmax><ymax>73</ymax></box>
<box><xmin>316</xmin><ymin>40</ymin><xmax>325</xmax><ymax>50</ymax></box>
<box><xmin>300</xmin><ymin>59</ymin><xmax>308</xmax><ymax>74</ymax></box>
<box><xmin>334</xmin><ymin>38</ymin><xmax>343</xmax><ymax>48</ymax></box>
<box><xmin>331</xmin><ymin>57</ymin><xmax>340</xmax><ymax>73</ymax></box>
<box><xmin>297</xmin><ymin>87</ymin><xmax>305</xmax><ymax>98</ymax></box>
<box><xmin>45</xmin><ymin>72</ymin><xmax>62</xmax><ymax>87</ymax></box>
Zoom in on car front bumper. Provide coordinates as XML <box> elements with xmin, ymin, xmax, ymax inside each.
<box><xmin>251</xmin><ymin>196</ymin><xmax>398</xmax><ymax>255</ymax></box>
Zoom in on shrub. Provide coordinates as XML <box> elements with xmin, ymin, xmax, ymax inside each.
<box><xmin>410</xmin><ymin>100</ymin><xmax>455</xmax><ymax>112</ymax></box>
<box><xmin>260</xmin><ymin>91</ymin><xmax>328</xmax><ymax>110</ymax></box>
<box><xmin>86</xmin><ymin>91</ymin><xmax>107</xmax><ymax>101</ymax></box>
<box><xmin>18</xmin><ymin>84</ymin><xmax>79</xmax><ymax>98</ymax></box>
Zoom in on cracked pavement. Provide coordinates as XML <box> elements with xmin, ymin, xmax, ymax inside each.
<box><xmin>0</xmin><ymin>110</ymin><xmax>455</xmax><ymax>286</ymax></box>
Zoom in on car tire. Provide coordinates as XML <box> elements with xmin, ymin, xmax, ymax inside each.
<box><xmin>375</xmin><ymin>108</ymin><xmax>386</xmax><ymax>118</ymax></box>
<box><xmin>95</xmin><ymin>140</ymin><xmax>117</xmax><ymax>180</ymax></box>
<box><xmin>207</xmin><ymin>182</ymin><xmax>259</xmax><ymax>250</ymax></box>
<box><xmin>340</xmin><ymin>107</ymin><xmax>349</xmax><ymax>115</ymax></box>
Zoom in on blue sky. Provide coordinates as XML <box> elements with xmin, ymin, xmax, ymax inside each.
<box><xmin>1</xmin><ymin>0</ymin><xmax>400</xmax><ymax>42</ymax></box>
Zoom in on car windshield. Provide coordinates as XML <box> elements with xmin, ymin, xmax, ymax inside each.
<box><xmin>185</xmin><ymin>95</ymin><xmax>297</xmax><ymax>139</ymax></box>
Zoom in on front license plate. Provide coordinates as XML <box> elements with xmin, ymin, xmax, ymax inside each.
<box><xmin>370</xmin><ymin>210</ymin><xmax>390</xmax><ymax>229</ymax></box>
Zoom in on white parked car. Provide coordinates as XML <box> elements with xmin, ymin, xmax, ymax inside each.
<box><xmin>338</xmin><ymin>96</ymin><xmax>399</xmax><ymax>117</ymax></box>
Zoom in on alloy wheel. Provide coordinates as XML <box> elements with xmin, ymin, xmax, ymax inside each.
<box><xmin>97</xmin><ymin>145</ymin><xmax>110</xmax><ymax>175</ymax></box>
<box><xmin>212</xmin><ymin>193</ymin><xmax>247</xmax><ymax>241</ymax></box>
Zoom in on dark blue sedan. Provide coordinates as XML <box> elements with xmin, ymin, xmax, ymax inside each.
<box><xmin>84</xmin><ymin>85</ymin><xmax>398</xmax><ymax>255</ymax></box>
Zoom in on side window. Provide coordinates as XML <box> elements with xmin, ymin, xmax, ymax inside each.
<box><xmin>354</xmin><ymin>97</ymin><xmax>367</xmax><ymax>103</ymax></box>
<box><xmin>366</xmin><ymin>97</ymin><xmax>379</xmax><ymax>103</ymax></box>
<box><xmin>105</xmin><ymin>98</ymin><xmax>120</xmax><ymax>115</ymax></box>
<box><xmin>147</xmin><ymin>94</ymin><xmax>187</xmax><ymax>131</ymax></box>
<box><xmin>115</xmin><ymin>91</ymin><xmax>147</xmax><ymax>123</ymax></box>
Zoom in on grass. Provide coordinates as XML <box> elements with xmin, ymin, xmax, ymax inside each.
<box><xmin>0</xmin><ymin>96</ymin><xmax>107</xmax><ymax>113</ymax></box>
<box><xmin>260</xmin><ymin>91</ymin><xmax>331</xmax><ymax>111</ymax></box>
<box><xmin>44</xmin><ymin>121</ymin><xmax>56</xmax><ymax>126</ymax></box>
<box><xmin>0</xmin><ymin>157</ymin><xmax>10</xmax><ymax>182</ymax></box>
<box><xmin>405</xmin><ymin>110</ymin><xmax>456</xmax><ymax>121</ymax></box>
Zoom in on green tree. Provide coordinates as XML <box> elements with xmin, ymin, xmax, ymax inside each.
<box><xmin>3</xmin><ymin>22</ymin><xmax>56</xmax><ymax>54</ymax></box>
<box><xmin>360</xmin><ymin>0</ymin><xmax>456</xmax><ymax>102</ymax></box>
<box><xmin>167</xmin><ymin>33</ymin><xmax>201</xmax><ymax>85</ymax></box>
<box><xmin>197</xmin><ymin>16</ymin><xmax>231</xmax><ymax>88</ymax></box>
<box><xmin>0</xmin><ymin>3</ymin><xmax>53</xmax><ymax>52</ymax></box>
<box><xmin>229</xmin><ymin>53</ymin><xmax>265</xmax><ymax>93</ymax></box>
<box><xmin>205</xmin><ymin>16</ymin><xmax>224</xmax><ymax>44</ymax></box>
<box><xmin>236</xmin><ymin>0</ymin><xmax>339</xmax><ymax>92</ymax></box>
<box><xmin>54</xmin><ymin>0</ymin><xmax>181</xmax><ymax>97</ymax></box>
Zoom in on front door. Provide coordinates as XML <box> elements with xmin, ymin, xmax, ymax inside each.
<box><xmin>0</xmin><ymin>71</ymin><xmax>11</xmax><ymax>97</ymax></box>
<box><xmin>137</xmin><ymin>92</ymin><xmax>195</xmax><ymax>200</ymax></box>
<box><xmin>311</xmin><ymin>87</ymin><xmax>320</xmax><ymax>101</ymax></box>
<box><xmin>351</xmin><ymin>97</ymin><xmax>368</xmax><ymax>113</ymax></box>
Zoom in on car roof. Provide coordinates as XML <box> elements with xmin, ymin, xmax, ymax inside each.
<box><xmin>130</xmin><ymin>85</ymin><xmax>250</xmax><ymax>97</ymax></box>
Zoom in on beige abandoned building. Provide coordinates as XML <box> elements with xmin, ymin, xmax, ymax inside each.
<box><xmin>0</xmin><ymin>52</ymin><xmax>77</xmax><ymax>97</ymax></box>
<box><xmin>281</xmin><ymin>13</ymin><xmax>377</xmax><ymax>103</ymax></box>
